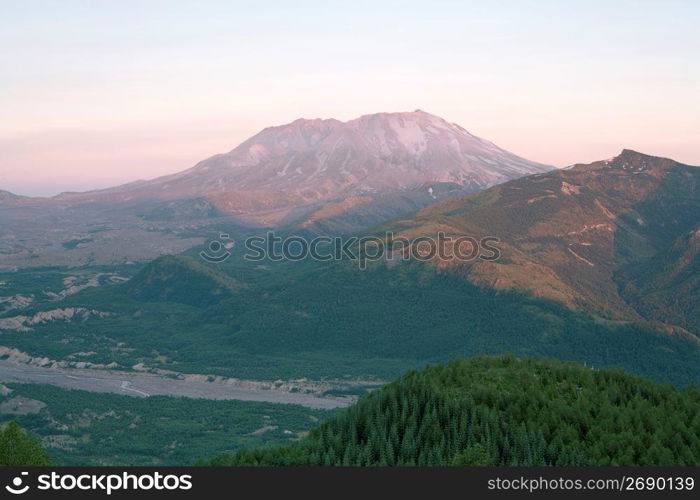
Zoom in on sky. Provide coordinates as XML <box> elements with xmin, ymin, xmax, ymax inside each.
<box><xmin>1</xmin><ymin>0</ymin><xmax>699</xmax><ymax>196</ymax></box>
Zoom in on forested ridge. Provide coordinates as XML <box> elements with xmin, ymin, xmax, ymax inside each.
<box><xmin>205</xmin><ymin>356</ymin><xmax>700</xmax><ymax>466</ymax></box>
<box><xmin>10</xmin><ymin>259</ymin><xmax>697</xmax><ymax>384</ymax></box>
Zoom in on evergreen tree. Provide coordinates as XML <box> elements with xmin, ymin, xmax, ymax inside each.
<box><xmin>203</xmin><ymin>356</ymin><xmax>700</xmax><ymax>467</ymax></box>
<box><xmin>451</xmin><ymin>444</ymin><xmax>492</xmax><ymax>466</ymax></box>
<box><xmin>0</xmin><ymin>421</ymin><xmax>52</xmax><ymax>466</ymax></box>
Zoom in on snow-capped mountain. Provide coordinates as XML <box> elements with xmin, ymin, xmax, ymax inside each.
<box><xmin>176</xmin><ymin>109</ymin><xmax>550</xmax><ymax>193</ymax></box>
<box><xmin>54</xmin><ymin>110</ymin><xmax>550</xmax><ymax>224</ymax></box>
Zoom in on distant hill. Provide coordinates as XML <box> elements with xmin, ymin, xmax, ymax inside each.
<box><xmin>385</xmin><ymin>149</ymin><xmax>700</xmax><ymax>336</ymax></box>
<box><xmin>125</xmin><ymin>255</ymin><xmax>240</xmax><ymax>307</ymax></box>
<box><xmin>0</xmin><ymin>189</ymin><xmax>30</xmax><ymax>206</ymax></box>
<box><xmin>205</xmin><ymin>355</ymin><xmax>700</xmax><ymax>466</ymax></box>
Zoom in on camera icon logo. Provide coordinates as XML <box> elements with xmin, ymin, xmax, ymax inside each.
<box><xmin>5</xmin><ymin>472</ymin><xmax>29</xmax><ymax>495</ymax></box>
<box><xmin>200</xmin><ymin>233</ymin><xmax>234</xmax><ymax>263</ymax></box>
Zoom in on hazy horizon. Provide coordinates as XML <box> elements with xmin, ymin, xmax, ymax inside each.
<box><xmin>2</xmin><ymin>0</ymin><xmax>699</xmax><ymax>197</ymax></box>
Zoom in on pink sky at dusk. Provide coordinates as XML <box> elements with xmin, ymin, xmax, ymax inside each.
<box><xmin>2</xmin><ymin>1</ymin><xmax>699</xmax><ymax>197</ymax></box>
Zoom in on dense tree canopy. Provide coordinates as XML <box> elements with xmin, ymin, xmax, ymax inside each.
<box><xmin>204</xmin><ymin>356</ymin><xmax>700</xmax><ymax>466</ymax></box>
<box><xmin>0</xmin><ymin>421</ymin><xmax>52</xmax><ymax>466</ymax></box>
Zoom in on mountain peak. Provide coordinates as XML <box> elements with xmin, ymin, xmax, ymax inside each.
<box><xmin>620</xmin><ymin>148</ymin><xmax>644</xmax><ymax>156</ymax></box>
<box><xmin>28</xmin><ymin>111</ymin><xmax>552</xmax><ymax>227</ymax></box>
<box><xmin>607</xmin><ymin>149</ymin><xmax>680</xmax><ymax>175</ymax></box>
<box><xmin>354</xmin><ymin>109</ymin><xmax>444</xmax><ymax>122</ymax></box>
<box><xmin>0</xmin><ymin>189</ymin><xmax>28</xmax><ymax>205</ymax></box>
<box><xmin>612</xmin><ymin>149</ymin><xmax>684</xmax><ymax>164</ymax></box>
<box><xmin>288</xmin><ymin>117</ymin><xmax>342</xmax><ymax>127</ymax></box>
<box><xmin>616</xmin><ymin>149</ymin><xmax>657</xmax><ymax>161</ymax></box>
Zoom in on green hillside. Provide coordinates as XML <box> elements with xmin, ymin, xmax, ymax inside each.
<box><xmin>205</xmin><ymin>356</ymin><xmax>700</xmax><ymax>466</ymax></box>
<box><xmin>123</xmin><ymin>254</ymin><xmax>239</xmax><ymax>307</ymax></box>
<box><xmin>3</xmin><ymin>259</ymin><xmax>699</xmax><ymax>384</ymax></box>
<box><xmin>0</xmin><ymin>383</ymin><xmax>332</xmax><ymax>466</ymax></box>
